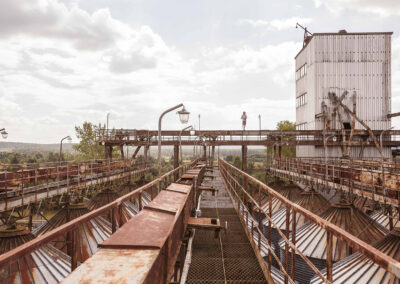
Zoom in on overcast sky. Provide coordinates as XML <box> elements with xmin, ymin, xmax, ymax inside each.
<box><xmin>0</xmin><ymin>0</ymin><xmax>400</xmax><ymax>143</ymax></box>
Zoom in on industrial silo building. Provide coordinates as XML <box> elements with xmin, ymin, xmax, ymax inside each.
<box><xmin>295</xmin><ymin>31</ymin><xmax>393</xmax><ymax>158</ymax></box>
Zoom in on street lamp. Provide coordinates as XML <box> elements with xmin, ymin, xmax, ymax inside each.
<box><xmin>198</xmin><ymin>114</ymin><xmax>201</xmax><ymax>130</ymax></box>
<box><xmin>180</xmin><ymin>125</ymin><xmax>194</xmax><ymax>166</ymax></box>
<box><xmin>59</xmin><ymin>136</ymin><xmax>72</xmax><ymax>163</ymax></box>
<box><xmin>158</xmin><ymin>104</ymin><xmax>190</xmax><ymax>177</ymax></box>
<box><xmin>0</xmin><ymin>128</ymin><xmax>8</xmax><ymax>139</ymax></box>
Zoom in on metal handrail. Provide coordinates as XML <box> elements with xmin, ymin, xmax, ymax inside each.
<box><xmin>0</xmin><ymin>161</ymin><xmax>194</xmax><ymax>269</ymax></box>
<box><xmin>219</xmin><ymin>158</ymin><xmax>400</xmax><ymax>283</ymax></box>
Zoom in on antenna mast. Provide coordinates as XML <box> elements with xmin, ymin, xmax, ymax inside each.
<box><xmin>296</xmin><ymin>22</ymin><xmax>313</xmax><ymax>46</ymax></box>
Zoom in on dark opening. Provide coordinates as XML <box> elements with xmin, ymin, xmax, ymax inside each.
<box><xmin>343</xmin><ymin>122</ymin><xmax>351</xmax><ymax>130</ymax></box>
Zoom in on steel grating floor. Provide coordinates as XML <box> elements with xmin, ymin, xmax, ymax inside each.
<box><xmin>186</xmin><ymin>168</ymin><xmax>268</xmax><ymax>284</ymax></box>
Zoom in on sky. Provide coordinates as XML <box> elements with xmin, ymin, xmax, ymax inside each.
<box><xmin>0</xmin><ymin>0</ymin><xmax>400</xmax><ymax>143</ymax></box>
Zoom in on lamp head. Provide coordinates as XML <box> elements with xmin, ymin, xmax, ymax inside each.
<box><xmin>178</xmin><ymin>106</ymin><xmax>190</xmax><ymax>124</ymax></box>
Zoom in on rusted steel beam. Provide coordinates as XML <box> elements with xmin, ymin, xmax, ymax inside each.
<box><xmin>99</xmin><ymin>129</ymin><xmax>400</xmax><ymax>137</ymax></box>
<box><xmin>387</xmin><ymin>112</ymin><xmax>400</xmax><ymax>118</ymax></box>
<box><xmin>131</xmin><ymin>146</ymin><xmax>142</xmax><ymax>159</ymax></box>
<box><xmin>219</xmin><ymin>159</ymin><xmax>400</xmax><ymax>280</ymax></box>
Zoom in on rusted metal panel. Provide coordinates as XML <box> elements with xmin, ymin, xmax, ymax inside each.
<box><xmin>60</xmin><ymin>248</ymin><xmax>159</xmax><ymax>284</ymax></box>
<box><xmin>100</xmin><ymin>210</ymin><xmax>175</xmax><ymax>249</ymax></box>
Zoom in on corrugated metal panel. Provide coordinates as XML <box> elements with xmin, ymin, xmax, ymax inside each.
<box><xmin>310</xmin><ymin>228</ymin><xmax>400</xmax><ymax>284</ymax></box>
<box><xmin>278</xmin><ymin>203</ymin><xmax>386</xmax><ymax>261</ymax></box>
<box><xmin>33</xmin><ymin>204</ymin><xmax>111</xmax><ymax>264</ymax></box>
<box><xmin>0</xmin><ymin>227</ymin><xmax>71</xmax><ymax>283</ymax></box>
<box><xmin>370</xmin><ymin>210</ymin><xmax>400</xmax><ymax>230</ymax></box>
<box><xmin>296</xmin><ymin>33</ymin><xmax>392</xmax><ymax>159</ymax></box>
<box><xmin>263</xmin><ymin>190</ymin><xmax>330</xmax><ymax>231</ymax></box>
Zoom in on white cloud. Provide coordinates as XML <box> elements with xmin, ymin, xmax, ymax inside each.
<box><xmin>0</xmin><ymin>0</ymin><xmax>304</xmax><ymax>143</ymax></box>
<box><xmin>313</xmin><ymin>0</ymin><xmax>400</xmax><ymax>17</ymax></box>
<box><xmin>238</xmin><ymin>17</ymin><xmax>312</xmax><ymax>31</ymax></box>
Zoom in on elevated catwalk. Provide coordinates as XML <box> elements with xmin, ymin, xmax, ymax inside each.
<box><xmin>186</xmin><ymin>168</ymin><xmax>268</xmax><ymax>283</ymax></box>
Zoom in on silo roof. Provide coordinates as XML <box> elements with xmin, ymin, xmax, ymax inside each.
<box><xmin>310</xmin><ymin>227</ymin><xmax>400</xmax><ymax>284</ymax></box>
<box><xmin>32</xmin><ymin>204</ymin><xmax>111</xmax><ymax>264</ymax></box>
<box><xmin>370</xmin><ymin>210</ymin><xmax>400</xmax><ymax>231</ymax></box>
<box><xmin>263</xmin><ymin>190</ymin><xmax>330</xmax><ymax>231</ymax></box>
<box><xmin>260</xmin><ymin>185</ymin><xmax>302</xmax><ymax>215</ymax></box>
<box><xmin>0</xmin><ymin>226</ymin><xmax>71</xmax><ymax>283</ymax></box>
<box><xmin>279</xmin><ymin>203</ymin><xmax>387</xmax><ymax>261</ymax></box>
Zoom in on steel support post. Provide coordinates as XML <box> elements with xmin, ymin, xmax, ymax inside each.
<box><xmin>174</xmin><ymin>145</ymin><xmax>179</xmax><ymax>180</ymax></box>
<box><xmin>203</xmin><ymin>145</ymin><xmax>207</xmax><ymax>161</ymax></box>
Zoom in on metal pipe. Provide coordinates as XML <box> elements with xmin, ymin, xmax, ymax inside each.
<box><xmin>179</xmin><ymin>125</ymin><xmax>193</xmax><ymax>166</ymax></box>
<box><xmin>158</xmin><ymin>104</ymin><xmax>184</xmax><ymax>177</ymax></box>
<box><xmin>59</xmin><ymin>136</ymin><xmax>71</xmax><ymax>164</ymax></box>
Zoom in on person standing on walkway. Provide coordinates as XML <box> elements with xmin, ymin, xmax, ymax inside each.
<box><xmin>241</xmin><ymin>111</ymin><xmax>247</xmax><ymax>130</ymax></box>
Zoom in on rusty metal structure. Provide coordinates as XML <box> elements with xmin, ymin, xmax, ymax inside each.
<box><xmin>0</xmin><ymin>159</ymin><xmax>151</xmax><ymax>213</ymax></box>
<box><xmin>0</xmin><ymin>161</ymin><xmax>196</xmax><ymax>282</ymax></box>
<box><xmin>0</xmin><ymin>226</ymin><xmax>71</xmax><ymax>283</ymax></box>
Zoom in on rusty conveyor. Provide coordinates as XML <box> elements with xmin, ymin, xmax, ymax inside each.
<box><xmin>186</xmin><ymin>168</ymin><xmax>268</xmax><ymax>283</ymax></box>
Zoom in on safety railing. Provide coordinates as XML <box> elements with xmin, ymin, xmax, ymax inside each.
<box><xmin>219</xmin><ymin>158</ymin><xmax>400</xmax><ymax>284</ymax></box>
<box><xmin>0</xmin><ymin>159</ymin><xmax>152</xmax><ymax>208</ymax></box>
<box><xmin>0</xmin><ymin>161</ymin><xmax>195</xmax><ymax>272</ymax></box>
<box><xmin>269</xmin><ymin>158</ymin><xmax>400</xmax><ymax>207</ymax></box>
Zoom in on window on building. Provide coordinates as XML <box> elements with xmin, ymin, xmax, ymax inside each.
<box><xmin>295</xmin><ymin>63</ymin><xmax>307</xmax><ymax>81</ymax></box>
<box><xmin>296</xmin><ymin>93</ymin><xmax>307</xmax><ymax>108</ymax></box>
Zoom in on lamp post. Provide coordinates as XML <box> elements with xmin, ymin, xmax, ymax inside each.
<box><xmin>198</xmin><ymin>114</ymin><xmax>201</xmax><ymax>130</ymax></box>
<box><xmin>258</xmin><ymin>114</ymin><xmax>261</xmax><ymax>138</ymax></box>
<box><xmin>158</xmin><ymin>104</ymin><xmax>189</xmax><ymax>177</ymax></box>
<box><xmin>179</xmin><ymin>125</ymin><xmax>194</xmax><ymax>166</ymax></box>
<box><xmin>59</xmin><ymin>136</ymin><xmax>72</xmax><ymax>163</ymax></box>
<box><xmin>0</xmin><ymin>128</ymin><xmax>8</xmax><ymax>139</ymax></box>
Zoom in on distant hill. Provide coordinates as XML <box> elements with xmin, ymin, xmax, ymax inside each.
<box><xmin>0</xmin><ymin>142</ymin><xmax>75</xmax><ymax>154</ymax></box>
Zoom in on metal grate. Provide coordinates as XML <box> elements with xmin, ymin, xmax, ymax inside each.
<box><xmin>186</xmin><ymin>168</ymin><xmax>267</xmax><ymax>284</ymax></box>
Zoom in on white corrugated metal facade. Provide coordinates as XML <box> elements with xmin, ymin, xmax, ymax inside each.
<box><xmin>295</xmin><ymin>32</ymin><xmax>392</xmax><ymax>158</ymax></box>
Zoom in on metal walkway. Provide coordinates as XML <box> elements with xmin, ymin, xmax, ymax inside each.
<box><xmin>186</xmin><ymin>168</ymin><xmax>268</xmax><ymax>284</ymax></box>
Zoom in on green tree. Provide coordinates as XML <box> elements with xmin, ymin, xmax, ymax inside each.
<box><xmin>266</xmin><ymin>120</ymin><xmax>296</xmax><ymax>159</ymax></box>
<box><xmin>232</xmin><ymin>155</ymin><xmax>242</xmax><ymax>169</ymax></box>
<box><xmin>73</xmin><ymin>122</ymin><xmax>106</xmax><ymax>160</ymax></box>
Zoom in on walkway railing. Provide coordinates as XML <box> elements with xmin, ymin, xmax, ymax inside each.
<box><xmin>269</xmin><ymin>158</ymin><xmax>400</xmax><ymax>207</ymax></box>
<box><xmin>0</xmin><ymin>159</ymin><xmax>152</xmax><ymax>212</ymax></box>
<box><xmin>219</xmin><ymin>158</ymin><xmax>400</xmax><ymax>284</ymax></box>
<box><xmin>0</xmin><ymin>161</ymin><xmax>196</xmax><ymax>272</ymax></box>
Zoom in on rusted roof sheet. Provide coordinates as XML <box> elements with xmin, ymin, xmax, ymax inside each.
<box><xmin>0</xmin><ymin>227</ymin><xmax>70</xmax><ymax>284</ymax></box>
<box><xmin>100</xmin><ymin>209</ymin><xmax>175</xmax><ymax>249</ymax></box>
<box><xmin>370</xmin><ymin>210</ymin><xmax>400</xmax><ymax>231</ymax></box>
<box><xmin>33</xmin><ymin>204</ymin><xmax>111</xmax><ymax>263</ymax></box>
<box><xmin>145</xmin><ymin>189</ymin><xmax>188</xmax><ymax>214</ymax></box>
<box><xmin>311</xmin><ymin>227</ymin><xmax>400</xmax><ymax>284</ymax></box>
<box><xmin>166</xmin><ymin>183</ymin><xmax>191</xmax><ymax>194</ymax></box>
<box><xmin>260</xmin><ymin>185</ymin><xmax>302</xmax><ymax>214</ymax></box>
<box><xmin>86</xmin><ymin>188</ymin><xmax>120</xmax><ymax>210</ymax></box>
<box><xmin>263</xmin><ymin>190</ymin><xmax>330</xmax><ymax>231</ymax></box>
<box><xmin>60</xmin><ymin>248</ymin><xmax>158</xmax><ymax>284</ymax></box>
<box><xmin>280</xmin><ymin>203</ymin><xmax>387</xmax><ymax>261</ymax></box>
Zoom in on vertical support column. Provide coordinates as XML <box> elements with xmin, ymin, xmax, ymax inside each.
<box><xmin>211</xmin><ymin>145</ymin><xmax>215</xmax><ymax>167</ymax></box>
<box><xmin>28</xmin><ymin>205</ymin><xmax>35</xmax><ymax>231</ymax></box>
<box><xmin>242</xmin><ymin>145</ymin><xmax>248</xmax><ymax>192</ymax></box>
<box><xmin>105</xmin><ymin>146</ymin><xmax>113</xmax><ymax>161</ymax></box>
<box><xmin>119</xmin><ymin>145</ymin><xmax>124</xmax><ymax>158</ymax></box>
<box><xmin>144</xmin><ymin>145</ymin><xmax>149</xmax><ymax>166</ymax></box>
<box><xmin>174</xmin><ymin>145</ymin><xmax>179</xmax><ymax>180</ymax></box>
<box><xmin>241</xmin><ymin>145</ymin><xmax>247</xmax><ymax>172</ymax></box>
<box><xmin>278</xmin><ymin>145</ymin><xmax>282</xmax><ymax>160</ymax></box>
<box><xmin>203</xmin><ymin>145</ymin><xmax>207</xmax><ymax>161</ymax></box>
